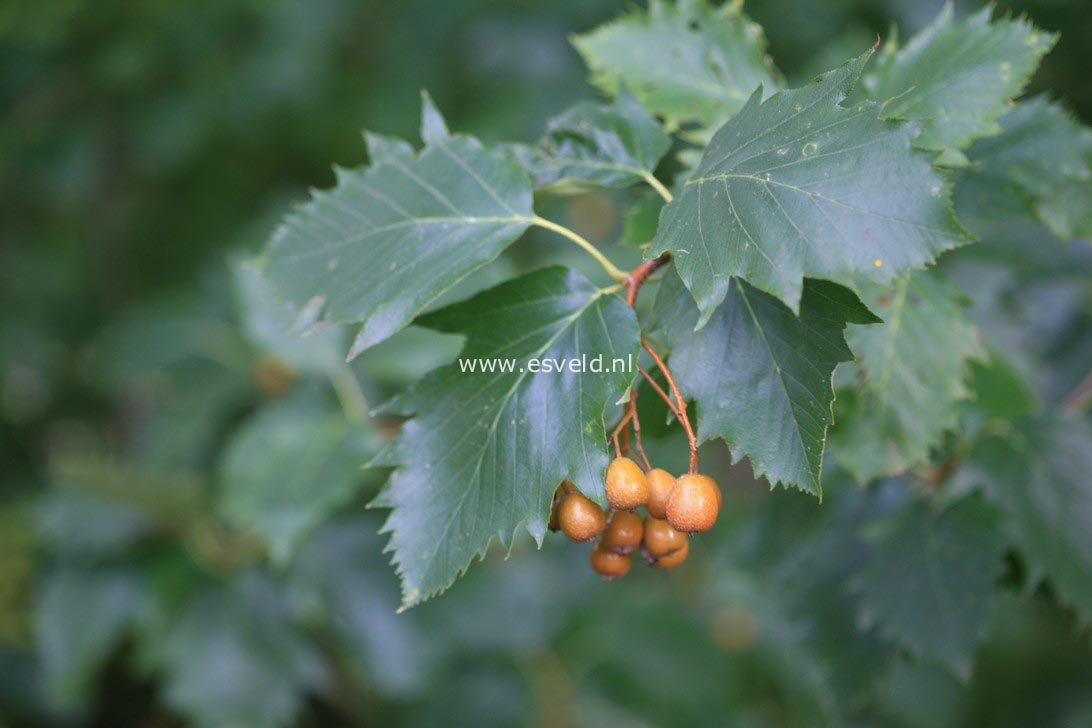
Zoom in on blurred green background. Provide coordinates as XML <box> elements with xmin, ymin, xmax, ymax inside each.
<box><xmin>2</xmin><ymin>0</ymin><xmax>1091</xmax><ymax>726</ymax></box>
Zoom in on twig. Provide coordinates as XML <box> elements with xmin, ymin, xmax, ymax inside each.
<box><xmin>1063</xmin><ymin>369</ymin><xmax>1092</xmax><ymax>414</ymax></box>
<box><xmin>642</xmin><ymin>340</ymin><xmax>699</xmax><ymax>473</ymax></box>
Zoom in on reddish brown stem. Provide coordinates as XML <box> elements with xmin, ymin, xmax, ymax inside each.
<box><xmin>609</xmin><ymin>408</ymin><xmax>634</xmax><ymax>459</ymax></box>
<box><xmin>637</xmin><ymin>365</ymin><xmax>683</xmax><ymax>422</ymax></box>
<box><xmin>629</xmin><ymin>388</ymin><xmax>652</xmax><ymax>471</ymax></box>
<box><xmin>642</xmin><ymin>339</ymin><xmax>698</xmax><ymax>474</ymax></box>
<box><xmin>624</xmin><ymin>253</ymin><xmax>671</xmax><ymax>306</ymax></box>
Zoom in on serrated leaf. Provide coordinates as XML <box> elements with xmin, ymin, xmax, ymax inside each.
<box><xmin>649</xmin><ymin>270</ymin><xmax>878</xmax><ymax>495</ymax></box>
<box><xmin>218</xmin><ymin>396</ymin><xmax>378</xmax><ymax>564</ymax></box>
<box><xmin>853</xmin><ymin>496</ymin><xmax>1005</xmax><ymax>678</ymax></box>
<box><xmin>370</xmin><ymin>267</ymin><xmax>640</xmax><ymax>607</ymax></box>
<box><xmin>649</xmin><ymin>51</ymin><xmax>968</xmax><ymax>322</ymax></box>
<box><xmin>963</xmin><ymin>96</ymin><xmax>1092</xmax><ymax>240</ymax></box>
<box><xmin>572</xmin><ymin>0</ymin><xmax>777</xmax><ymax>130</ymax></box>
<box><xmin>862</xmin><ymin>4</ymin><xmax>1055</xmax><ymax>163</ymax></box>
<box><xmin>515</xmin><ymin>88</ymin><xmax>671</xmax><ymax>193</ymax></box>
<box><xmin>231</xmin><ymin>258</ymin><xmax>346</xmax><ymax>374</ymax></box>
<box><xmin>832</xmin><ymin>270</ymin><xmax>985</xmax><ymax>481</ymax></box>
<box><xmin>967</xmin><ymin>416</ymin><xmax>1092</xmax><ymax>622</ymax></box>
<box><xmin>151</xmin><ymin>576</ymin><xmax>326</xmax><ymax>728</ymax></box>
<box><xmin>261</xmin><ymin>98</ymin><xmax>534</xmax><ymax>358</ymax></box>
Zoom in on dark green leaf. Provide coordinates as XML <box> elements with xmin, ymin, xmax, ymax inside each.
<box><xmin>572</xmin><ymin>0</ymin><xmax>777</xmax><ymax>129</ymax></box>
<box><xmin>966</xmin><ymin>416</ymin><xmax>1092</xmax><ymax>622</ymax></box>
<box><xmin>963</xmin><ymin>96</ymin><xmax>1092</xmax><ymax>240</ymax></box>
<box><xmin>650</xmin><ymin>270</ymin><xmax>878</xmax><ymax>495</ymax></box>
<box><xmin>862</xmin><ymin>4</ymin><xmax>1055</xmax><ymax>164</ymax></box>
<box><xmin>218</xmin><ymin>396</ymin><xmax>379</xmax><ymax>564</ymax></box>
<box><xmin>149</xmin><ymin>576</ymin><xmax>326</xmax><ymax>728</ymax></box>
<box><xmin>853</xmin><ymin>496</ymin><xmax>1005</xmax><ymax>678</ymax></box>
<box><xmin>649</xmin><ymin>51</ymin><xmax>967</xmax><ymax>322</ymax></box>
<box><xmin>37</xmin><ymin>569</ymin><xmax>144</xmax><ymax>711</ymax></box>
<box><xmin>231</xmin><ymin>258</ymin><xmax>345</xmax><ymax>374</ymax></box>
<box><xmin>371</xmin><ymin>267</ymin><xmax>640</xmax><ymax>607</ymax></box>
<box><xmin>261</xmin><ymin>98</ymin><xmax>534</xmax><ymax>358</ymax></box>
<box><xmin>832</xmin><ymin>271</ymin><xmax>985</xmax><ymax>481</ymax></box>
<box><xmin>517</xmin><ymin>88</ymin><xmax>671</xmax><ymax>193</ymax></box>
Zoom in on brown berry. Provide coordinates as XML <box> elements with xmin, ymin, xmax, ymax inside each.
<box><xmin>645</xmin><ymin>468</ymin><xmax>675</xmax><ymax>519</ymax></box>
<box><xmin>666</xmin><ymin>473</ymin><xmax>720</xmax><ymax>533</ymax></box>
<box><xmin>605</xmin><ymin>456</ymin><xmax>649</xmax><ymax>510</ymax></box>
<box><xmin>602</xmin><ymin>510</ymin><xmax>644</xmax><ymax>554</ymax></box>
<box><xmin>558</xmin><ymin>492</ymin><xmax>606</xmax><ymax>542</ymax></box>
<box><xmin>590</xmin><ymin>546</ymin><xmax>632</xmax><ymax>579</ymax></box>
<box><xmin>652</xmin><ymin>539</ymin><xmax>689</xmax><ymax>569</ymax></box>
<box><xmin>548</xmin><ymin>481</ymin><xmax>574</xmax><ymax>532</ymax></box>
<box><xmin>643</xmin><ymin>517</ymin><xmax>687</xmax><ymax>557</ymax></box>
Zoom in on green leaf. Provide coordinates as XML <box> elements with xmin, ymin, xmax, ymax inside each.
<box><xmin>371</xmin><ymin>267</ymin><xmax>640</xmax><ymax>607</ymax></box>
<box><xmin>649</xmin><ymin>51</ymin><xmax>968</xmax><ymax>322</ymax></box>
<box><xmin>619</xmin><ymin>191</ymin><xmax>666</xmax><ymax>247</ymax></box>
<box><xmin>853</xmin><ymin>496</ymin><xmax>1005</xmax><ymax>678</ymax></box>
<box><xmin>514</xmin><ymin>88</ymin><xmax>671</xmax><ymax>193</ymax></box>
<box><xmin>862</xmin><ymin>4</ymin><xmax>1055</xmax><ymax>163</ymax></box>
<box><xmin>964</xmin><ymin>96</ymin><xmax>1092</xmax><ymax>240</ymax></box>
<box><xmin>832</xmin><ymin>270</ymin><xmax>985</xmax><ymax>481</ymax></box>
<box><xmin>572</xmin><ymin>0</ymin><xmax>777</xmax><ymax>129</ymax></box>
<box><xmin>231</xmin><ymin>258</ymin><xmax>345</xmax><ymax>374</ymax></box>
<box><xmin>218</xmin><ymin>395</ymin><xmax>379</xmax><ymax>564</ymax></box>
<box><xmin>288</xmin><ymin>518</ymin><xmax>432</xmax><ymax>697</ymax></box>
<box><xmin>37</xmin><ymin>569</ymin><xmax>144</xmax><ymax>711</ymax></box>
<box><xmin>967</xmin><ymin>416</ymin><xmax>1092</xmax><ymax>622</ymax></box>
<box><xmin>650</xmin><ymin>270</ymin><xmax>878</xmax><ymax>495</ymax></box>
<box><xmin>151</xmin><ymin>576</ymin><xmax>326</xmax><ymax>728</ymax></box>
<box><xmin>261</xmin><ymin>97</ymin><xmax>534</xmax><ymax>358</ymax></box>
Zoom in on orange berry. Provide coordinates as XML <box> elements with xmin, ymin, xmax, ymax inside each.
<box><xmin>666</xmin><ymin>473</ymin><xmax>720</xmax><ymax>533</ymax></box>
<box><xmin>643</xmin><ymin>517</ymin><xmax>687</xmax><ymax>557</ymax></box>
<box><xmin>590</xmin><ymin>545</ymin><xmax>632</xmax><ymax>579</ymax></box>
<box><xmin>558</xmin><ymin>492</ymin><xmax>606</xmax><ymax>542</ymax></box>
<box><xmin>645</xmin><ymin>468</ymin><xmax>675</xmax><ymax>519</ymax></box>
<box><xmin>602</xmin><ymin>510</ymin><xmax>644</xmax><ymax>554</ymax></box>
<box><xmin>652</xmin><ymin>539</ymin><xmax>689</xmax><ymax>569</ymax></box>
<box><xmin>605</xmin><ymin>456</ymin><xmax>648</xmax><ymax>510</ymax></box>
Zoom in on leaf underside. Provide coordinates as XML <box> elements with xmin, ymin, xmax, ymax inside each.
<box><xmin>861</xmin><ymin>4</ymin><xmax>1055</xmax><ymax>164</ymax></box>
<box><xmin>572</xmin><ymin>0</ymin><xmax>777</xmax><ymax>130</ymax></box>
<box><xmin>509</xmin><ymin>87</ymin><xmax>671</xmax><ymax>193</ymax></box>
<box><xmin>833</xmin><ymin>270</ymin><xmax>985</xmax><ymax>481</ymax></box>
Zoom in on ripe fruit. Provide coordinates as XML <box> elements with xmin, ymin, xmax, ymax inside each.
<box><xmin>605</xmin><ymin>456</ymin><xmax>649</xmax><ymax>509</ymax></box>
<box><xmin>643</xmin><ymin>517</ymin><xmax>687</xmax><ymax>556</ymax></box>
<box><xmin>602</xmin><ymin>510</ymin><xmax>644</xmax><ymax>554</ymax></box>
<box><xmin>558</xmin><ymin>492</ymin><xmax>606</xmax><ymax>542</ymax></box>
<box><xmin>666</xmin><ymin>473</ymin><xmax>720</xmax><ymax>533</ymax></box>
<box><xmin>652</xmin><ymin>539</ymin><xmax>689</xmax><ymax>569</ymax></box>
<box><xmin>548</xmin><ymin>481</ymin><xmax>575</xmax><ymax>532</ymax></box>
<box><xmin>645</xmin><ymin>468</ymin><xmax>675</xmax><ymax>519</ymax></box>
<box><xmin>590</xmin><ymin>545</ymin><xmax>632</xmax><ymax>579</ymax></box>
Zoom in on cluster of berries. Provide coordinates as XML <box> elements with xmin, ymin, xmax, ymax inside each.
<box><xmin>549</xmin><ymin>456</ymin><xmax>721</xmax><ymax>579</ymax></box>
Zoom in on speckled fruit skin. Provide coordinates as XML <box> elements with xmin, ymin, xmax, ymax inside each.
<box><xmin>605</xmin><ymin>456</ymin><xmax>649</xmax><ymax>509</ymax></box>
<box><xmin>590</xmin><ymin>546</ymin><xmax>632</xmax><ymax>579</ymax></box>
<box><xmin>645</xmin><ymin>468</ymin><xmax>675</xmax><ymax>519</ymax></box>
<box><xmin>602</xmin><ymin>510</ymin><xmax>644</xmax><ymax>554</ymax></box>
<box><xmin>558</xmin><ymin>492</ymin><xmax>606</xmax><ymax>542</ymax></box>
<box><xmin>643</xmin><ymin>517</ymin><xmax>687</xmax><ymax>556</ymax></box>
<box><xmin>666</xmin><ymin>473</ymin><xmax>720</xmax><ymax>533</ymax></box>
<box><xmin>652</xmin><ymin>539</ymin><xmax>689</xmax><ymax>569</ymax></box>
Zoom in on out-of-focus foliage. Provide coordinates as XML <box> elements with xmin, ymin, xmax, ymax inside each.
<box><xmin>3</xmin><ymin>0</ymin><xmax>1092</xmax><ymax>726</ymax></box>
